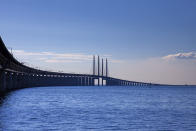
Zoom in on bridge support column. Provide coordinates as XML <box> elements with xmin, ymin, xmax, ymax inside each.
<box><xmin>12</xmin><ymin>73</ymin><xmax>17</xmax><ymax>89</ymax></box>
<box><xmin>74</xmin><ymin>76</ymin><xmax>78</xmax><ymax>86</ymax></box>
<box><xmin>88</xmin><ymin>77</ymin><xmax>90</xmax><ymax>86</ymax></box>
<box><xmin>0</xmin><ymin>71</ymin><xmax>6</xmax><ymax>93</ymax></box>
<box><xmin>106</xmin><ymin>78</ymin><xmax>111</xmax><ymax>86</ymax></box>
<box><xmin>36</xmin><ymin>75</ymin><xmax>41</xmax><ymax>87</ymax></box>
<box><xmin>89</xmin><ymin>77</ymin><xmax>92</xmax><ymax>86</ymax></box>
<box><xmin>6</xmin><ymin>72</ymin><xmax>13</xmax><ymax>90</ymax></box>
<box><xmin>79</xmin><ymin>77</ymin><xmax>82</xmax><ymax>86</ymax></box>
<box><xmin>98</xmin><ymin>77</ymin><xmax>100</xmax><ymax>86</ymax></box>
<box><xmin>72</xmin><ymin>76</ymin><xmax>75</xmax><ymax>86</ymax></box>
<box><xmin>16</xmin><ymin>73</ymin><xmax>20</xmax><ymax>89</ymax></box>
<box><xmin>24</xmin><ymin>74</ymin><xmax>29</xmax><ymax>88</ymax></box>
<box><xmin>28</xmin><ymin>74</ymin><xmax>33</xmax><ymax>87</ymax></box>
<box><xmin>104</xmin><ymin>78</ymin><xmax>107</xmax><ymax>86</ymax></box>
<box><xmin>76</xmin><ymin>76</ymin><xmax>80</xmax><ymax>86</ymax></box>
<box><xmin>82</xmin><ymin>77</ymin><xmax>85</xmax><ymax>86</ymax></box>
<box><xmin>17</xmin><ymin>73</ymin><xmax>22</xmax><ymax>88</ymax></box>
<box><xmin>91</xmin><ymin>77</ymin><xmax>94</xmax><ymax>86</ymax></box>
<box><xmin>20</xmin><ymin>74</ymin><xmax>25</xmax><ymax>88</ymax></box>
<box><xmin>33</xmin><ymin>75</ymin><xmax>37</xmax><ymax>87</ymax></box>
<box><xmin>85</xmin><ymin>77</ymin><xmax>88</xmax><ymax>86</ymax></box>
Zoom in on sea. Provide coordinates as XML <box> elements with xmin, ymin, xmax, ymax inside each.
<box><xmin>0</xmin><ymin>86</ymin><xmax>196</xmax><ymax>131</ymax></box>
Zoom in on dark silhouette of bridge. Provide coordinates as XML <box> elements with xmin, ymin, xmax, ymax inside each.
<box><xmin>0</xmin><ymin>36</ymin><xmax>160</xmax><ymax>94</ymax></box>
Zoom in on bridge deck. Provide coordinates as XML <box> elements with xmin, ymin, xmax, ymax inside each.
<box><xmin>0</xmin><ymin>36</ymin><xmax>160</xmax><ymax>94</ymax></box>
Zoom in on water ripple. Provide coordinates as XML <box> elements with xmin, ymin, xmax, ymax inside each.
<box><xmin>0</xmin><ymin>86</ymin><xmax>196</xmax><ymax>131</ymax></box>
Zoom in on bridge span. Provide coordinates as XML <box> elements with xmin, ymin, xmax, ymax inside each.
<box><xmin>0</xmin><ymin>36</ymin><xmax>160</xmax><ymax>94</ymax></box>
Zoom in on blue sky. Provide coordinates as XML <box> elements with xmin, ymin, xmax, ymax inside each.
<box><xmin>0</xmin><ymin>0</ymin><xmax>196</xmax><ymax>84</ymax></box>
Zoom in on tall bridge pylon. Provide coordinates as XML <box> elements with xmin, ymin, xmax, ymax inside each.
<box><xmin>92</xmin><ymin>55</ymin><xmax>109</xmax><ymax>86</ymax></box>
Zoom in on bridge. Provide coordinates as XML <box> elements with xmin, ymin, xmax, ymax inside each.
<box><xmin>0</xmin><ymin>36</ymin><xmax>160</xmax><ymax>94</ymax></box>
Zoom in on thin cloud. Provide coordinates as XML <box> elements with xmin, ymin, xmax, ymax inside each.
<box><xmin>11</xmin><ymin>50</ymin><xmax>122</xmax><ymax>64</ymax></box>
<box><xmin>12</xmin><ymin>50</ymin><xmax>93</xmax><ymax>63</ymax></box>
<box><xmin>162</xmin><ymin>52</ymin><xmax>196</xmax><ymax>60</ymax></box>
<box><xmin>45</xmin><ymin>59</ymin><xmax>83</xmax><ymax>63</ymax></box>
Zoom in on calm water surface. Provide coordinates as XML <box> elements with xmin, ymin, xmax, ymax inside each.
<box><xmin>0</xmin><ymin>86</ymin><xmax>196</xmax><ymax>131</ymax></box>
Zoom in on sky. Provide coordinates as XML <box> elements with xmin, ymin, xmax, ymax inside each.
<box><xmin>0</xmin><ymin>0</ymin><xmax>196</xmax><ymax>85</ymax></box>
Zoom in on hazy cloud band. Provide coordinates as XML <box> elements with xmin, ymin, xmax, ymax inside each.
<box><xmin>163</xmin><ymin>52</ymin><xmax>196</xmax><ymax>60</ymax></box>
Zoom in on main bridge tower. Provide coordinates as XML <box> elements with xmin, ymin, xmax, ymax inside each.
<box><xmin>92</xmin><ymin>55</ymin><xmax>108</xmax><ymax>86</ymax></box>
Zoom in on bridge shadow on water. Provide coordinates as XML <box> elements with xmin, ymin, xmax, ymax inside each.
<box><xmin>0</xmin><ymin>92</ymin><xmax>8</xmax><ymax>105</ymax></box>
<box><xmin>0</xmin><ymin>92</ymin><xmax>9</xmax><ymax>130</ymax></box>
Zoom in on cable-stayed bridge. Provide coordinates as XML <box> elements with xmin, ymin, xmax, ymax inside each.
<box><xmin>0</xmin><ymin>36</ymin><xmax>160</xmax><ymax>94</ymax></box>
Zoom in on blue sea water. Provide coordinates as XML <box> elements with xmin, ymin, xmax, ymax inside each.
<box><xmin>0</xmin><ymin>86</ymin><xmax>196</xmax><ymax>131</ymax></box>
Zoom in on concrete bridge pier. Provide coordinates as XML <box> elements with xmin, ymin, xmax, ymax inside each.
<box><xmin>123</xmin><ymin>81</ymin><xmax>125</xmax><ymax>86</ymax></box>
<box><xmin>88</xmin><ymin>77</ymin><xmax>90</xmax><ymax>86</ymax></box>
<box><xmin>34</xmin><ymin>74</ymin><xmax>39</xmax><ymax>87</ymax></box>
<box><xmin>81</xmin><ymin>76</ymin><xmax>84</xmax><ymax>86</ymax></box>
<box><xmin>20</xmin><ymin>74</ymin><xmax>25</xmax><ymax>88</ymax></box>
<box><xmin>76</xmin><ymin>76</ymin><xmax>80</xmax><ymax>86</ymax></box>
<box><xmin>93</xmin><ymin>77</ymin><xmax>95</xmax><ymax>86</ymax></box>
<box><xmin>29</xmin><ymin>74</ymin><xmax>34</xmax><ymax>87</ymax></box>
<box><xmin>78</xmin><ymin>76</ymin><xmax>81</xmax><ymax>86</ymax></box>
<box><xmin>73</xmin><ymin>76</ymin><xmax>78</xmax><ymax>86</ymax></box>
<box><xmin>30</xmin><ymin>74</ymin><xmax>35</xmax><ymax>87</ymax></box>
<box><xmin>6</xmin><ymin>72</ymin><xmax>12</xmax><ymax>90</ymax></box>
<box><xmin>133</xmin><ymin>82</ymin><xmax>135</xmax><ymax>86</ymax></box>
<box><xmin>66</xmin><ymin>76</ymin><xmax>70</xmax><ymax>86</ymax></box>
<box><xmin>118</xmin><ymin>80</ymin><xmax>121</xmax><ymax>86</ymax></box>
<box><xmin>10</xmin><ymin>73</ymin><xmax>14</xmax><ymax>90</ymax></box>
<box><xmin>106</xmin><ymin>78</ymin><xmax>111</xmax><ymax>86</ymax></box>
<box><xmin>57</xmin><ymin>76</ymin><xmax>61</xmax><ymax>86</ymax></box>
<box><xmin>42</xmin><ymin>75</ymin><xmax>48</xmax><ymax>87</ymax></box>
<box><xmin>85</xmin><ymin>77</ymin><xmax>88</xmax><ymax>86</ymax></box>
<box><xmin>12</xmin><ymin>72</ymin><xmax>17</xmax><ymax>89</ymax></box>
<box><xmin>38</xmin><ymin>75</ymin><xmax>43</xmax><ymax>87</ymax></box>
<box><xmin>28</xmin><ymin>74</ymin><xmax>34</xmax><ymax>87</ymax></box>
<box><xmin>0</xmin><ymin>71</ymin><xmax>6</xmax><ymax>93</ymax></box>
<box><xmin>89</xmin><ymin>77</ymin><xmax>92</xmax><ymax>86</ymax></box>
<box><xmin>16</xmin><ymin>73</ymin><xmax>21</xmax><ymax>89</ymax></box>
<box><xmin>48</xmin><ymin>75</ymin><xmax>53</xmax><ymax>86</ymax></box>
<box><xmin>23</xmin><ymin>74</ymin><xmax>29</xmax><ymax>88</ymax></box>
<box><xmin>105</xmin><ymin>78</ymin><xmax>108</xmax><ymax>86</ymax></box>
<box><xmin>20</xmin><ymin>74</ymin><xmax>26</xmax><ymax>88</ymax></box>
<box><xmin>103</xmin><ymin>78</ymin><xmax>106</xmax><ymax>86</ymax></box>
<box><xmin>81</xmin><ymin>77</ymin><xmax>85</xmax><ymax>86</ymax></box>
<box><xmin>97</xmin><ymin>77</ymin><xmax>100</xmax><ymax>86</ymax></box>
<box><xmin>87</xmin><ymin>77</ymin><xmax>90</xmax><ymax>86</ymax></box>
<box><xmin>71</xmin><ymin>76</ymin><xmax>76</xmax><ymax>86</ymax></box>
<box><xmin>41</xmin><ymin>75</ymin><xmax>46</xmax><ymax>87</ymax></box>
